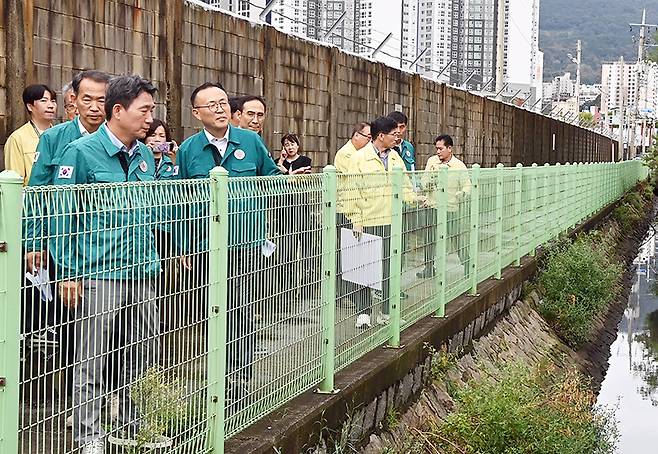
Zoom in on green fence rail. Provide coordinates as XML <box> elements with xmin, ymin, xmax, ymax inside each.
<box><xmin>0</xmin><ymin>160</ymin><xmax>647</xmax><ymax>454</ymax></box>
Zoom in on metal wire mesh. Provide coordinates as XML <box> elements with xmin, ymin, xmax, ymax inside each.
<box><xmin>222</xmin><ymin>174</ymin><xmax>326</xmax><ymax>437</ymax></box>
<box><xmin>20</xmin><ymin>180</ymin><xmax>212</xmax><ymax>454</ymax></box>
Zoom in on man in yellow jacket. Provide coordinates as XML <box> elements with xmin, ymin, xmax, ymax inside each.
<box><xmin>4</xmin><ymin>84</ymin><xmax>57</xmax><ymax>185</ymax></box>
<box><xmin>418</xmin><ymin>134</ymin><xmax>471</xmax><ymax>278</ymax></box>
<box><xmin>348</xmin><ymin>116</ymin><xmax>420</xmax><ymax>329</ymax></box>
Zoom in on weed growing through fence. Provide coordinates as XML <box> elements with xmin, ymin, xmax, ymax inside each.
<box><xmin>127</xmin><ymin>366</ymin><xmax>188</xmax><ymax>452</ymax></box>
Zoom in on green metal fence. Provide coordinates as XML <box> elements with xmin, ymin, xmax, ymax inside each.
<box><xmin>0</xmin><ymin>160</ymin><xmax>647</xmax><ymax>454</ymax></box>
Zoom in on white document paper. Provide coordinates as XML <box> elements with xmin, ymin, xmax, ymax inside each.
<box><xmin>261</xmin><ymin>240</ymin><xmax>277</xmax><ymax>258</ymax></box>
<box><xmin>25</xmin><ymin>268</ymin><xmax>53</xmax><ymax>303</ymax></box>
<box><xmin>340</xmin><ymin>228</ymin><xmax>383</xmax><ymax>290</ymax></box>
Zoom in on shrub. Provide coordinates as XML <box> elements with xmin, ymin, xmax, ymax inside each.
<box><xmin>537</xmin><ymin>233</ymin><xmax>621</xmax><ymax>348</ymax></box>
<box><xmin>421</xmin><ymin>363</ymin><xmax>617</xmax><ymax>454</ymax></box>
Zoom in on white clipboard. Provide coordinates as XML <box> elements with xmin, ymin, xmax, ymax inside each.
<box><xmin>340</xmin><ymin>228</ymin><xmax>383</xmax><ymax>290</ymax></box>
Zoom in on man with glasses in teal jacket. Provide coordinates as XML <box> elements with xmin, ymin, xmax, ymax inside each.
<box><xmin>176</xmin><ymin>82</ymin><xmax>279</xmax><ymax>410</ymax></box>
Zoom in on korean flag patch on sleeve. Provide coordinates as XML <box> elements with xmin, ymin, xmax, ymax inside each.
<box><xmin>58</xmin><ymin>166</ymin><xmax>74</xmax><ymax>179</ymax></box>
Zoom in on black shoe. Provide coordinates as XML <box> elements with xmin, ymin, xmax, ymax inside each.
<box><xmin>416</xmin><ymin>268</ymin><xmax>436</xmax><ymax>279</ymax></box>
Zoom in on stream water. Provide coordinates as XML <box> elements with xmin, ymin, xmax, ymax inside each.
<box><xmin>597</xmin><ymin>230</ymin><xmax>658</xmax><ymax>452</ymax></box>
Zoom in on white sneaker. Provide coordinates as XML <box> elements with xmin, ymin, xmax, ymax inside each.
<box><xmin>66</xmin><ymin>414</ymin><xmax>73</xmax><ymax>428</ymax></box>
<box><xmin>376</xmin><ymin>314</ymin><xmax>406</xmax><ymax>325</ymax></box>
<box><xmin>376</xmin><ymin>314</ymin><xmax>390</xmax><ymax>325</ymax></box>
<box><xmin>81</xmin><ymin>438</ymin><xmax>105</xmax><ymax>454</ymax></box>
<box><xmin>355</xmin><ymin>314</ymin><xmax>371</xmax><ymax>329</ymax></box>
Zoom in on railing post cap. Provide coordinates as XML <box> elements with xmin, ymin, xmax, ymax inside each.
<box><xmin>209</xmin><ymin>166</ymin><xmax>229</xmax><ymax>177</ymax></box>
<box><xmin>543</xmin><ymin>163</ymin><xmax>550</xmax><ymax>167</ymax></box>
<box><xmin>323</xmin><ymin>165</ymin><xmax>337</xmax><ymax>173</ymax></box>
<box><xmin>515</xmin><ymin>163</ymin><xmax>523</xmax><ymax>168</ymax></box>
<box><xmin>496</xmin><ymin>163</ymin><xmax>504</xmax><ymax>168</ymax></box>
<box><xmin>531</xmin><ymin>163</ymin><xmax>538</xmax><ymax>167</ymax></box>
<box><xmin>471</xmin><ymin>163</ymin><xmax>481</xmax><ymax>169</ymax></box>
<box><xmin>555</xmin><ymin>162</ymin><xmax>561</xmax><ymax>166</ymax></box>
<box><xmin>0</xmin><ymin>170</ymin><xmax>24</xmax><ymax>184</ymax></box>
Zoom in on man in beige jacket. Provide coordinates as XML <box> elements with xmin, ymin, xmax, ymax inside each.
<box><xmin>418</xmin><ymin>134</ymin><xmax>471</xmax><ymax>278</ymax></box>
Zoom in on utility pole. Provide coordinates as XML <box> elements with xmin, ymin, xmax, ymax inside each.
<box><xmin>567</xmin><ymin>40</ymin><xmax>581</xmax><ymax>116</ymax></box>
<box><xmin>495</xmin><ymin>0</ymin><xmax>506</xmax><ymax>100</ymax></box>
<box><xmin>628</xmin><ymin>9</ymin><xmax>658</xmax><ymax>158</ymax></box>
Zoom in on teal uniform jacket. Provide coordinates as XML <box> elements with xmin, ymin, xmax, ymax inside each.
<box><xmin>52</xmin><ymin>125</ymin><xmax>160</xmax><ymax>280</ymax></box>
<box><xmin>154</xmin><ymin>153</ymin><xmax>178</xmax><ymax>180</ymax></box>
<box><xmin>176</xmin><ymin>126</ymin><xmax>280</xmax><ymax>252</ymax></box>
<box><xmin>24</xmin><ymin>119</ymin><xmax>84</xmax><ymax>252</ymax></box>
<box><xmin>153</xmin><ymin>153</ymin><xmax>178</xmax><ymax>233</ymax></box>
<box><xmin>398</xmin><ymin>140</ymin><xmax>416</xmax><ymax>172</ymax></box>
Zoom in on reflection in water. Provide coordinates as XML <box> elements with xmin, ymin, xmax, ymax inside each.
<box><xmin>598</xmin><ymin>231</ymin><xmax>658</xmax><ymax>452</ymax></box>
<box><xmin>633</xmin><ymin>310</ymin><xmax>658</xmax><ymax>405</ymax></box>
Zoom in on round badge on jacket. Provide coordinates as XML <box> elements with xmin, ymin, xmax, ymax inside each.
<box><xmin>234</xmin><ymin>149</ymin><xmax>246</xmax><ymax>160</ymax></box>
<box><xmin>139</xmin><ymin>161</ymin><xmax>148</xmax><ymax>172</ymax></box>
<box><xmin>406</xmin><ymin>150</ymin><xmax>411</xmax><ymax>157</ymax></box>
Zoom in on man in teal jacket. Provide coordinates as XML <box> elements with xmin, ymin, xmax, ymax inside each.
<box><xmin>176</xmin><ymin>82</ymin><xmax>279</xmax><ymax>407</ymax></box>
<box><xmin>389</xmin><ymin>110</ymin><xmax>416</xmax><ymax>172</ymax></box>
<box><xmin>53</xmin><ymin>75</ymin><xmax>163</xmax><ymax>454</ymax></box>
<box><xmin>25</xmin><ymin>70</ymin><xmax>110</xmax><ymax>268</ymax></box>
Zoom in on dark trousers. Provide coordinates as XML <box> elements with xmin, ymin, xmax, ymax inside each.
<box><xmin>421</xmin><ymin>208</ymin><xmax>470</xmax><ymax>273</ymax></box>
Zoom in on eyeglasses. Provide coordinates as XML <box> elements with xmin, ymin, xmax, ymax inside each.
<box><xmin>193</xmin><ymin>101</ymin><xmax>229</xmax><ymax>113</ymax></box>
<box><xmin>357</xmin><ymin>131</ymin><xmax>372</xmax><ymax>139</ymax></box>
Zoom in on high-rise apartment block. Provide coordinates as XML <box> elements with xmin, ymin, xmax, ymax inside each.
<box><xmin>206</xmin><ymin>0</ymin><xmax>542</xmax><ymax>104</ymax></box>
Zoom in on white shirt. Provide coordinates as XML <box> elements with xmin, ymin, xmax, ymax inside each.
<box><xmin>76</xmin><ymin>117</ymin><xmax>91</xmax><ymax>137</ymax></box>
<box><xmin>204</xmin><ymin>128</ymin><xmax>229</xmax><ymax>157</ymax></box>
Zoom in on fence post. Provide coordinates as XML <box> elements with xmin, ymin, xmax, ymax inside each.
<box><xmin>0</xmin><ymin>171</ymin><xmax>22</xmax><ymax>454</ymax></box>
<box><xmin>318</xmin><ymin>166</ymin><xmax>338</xmax><ymax>393</ymax></box>
<box><xmin>494</xmin><ymin>163</ymin><xmax>504</xmax><ymax>279</ymax></box>
<box><xmin>434</xmin><ymin>165</ymin><xmax>449</xmax><ymax>317</ymax></box>
<box><xmin>388</xmin><ymin>166</ymin><xmax>404</xmax><ymax>348</ymax></box>
<box><xmin>513</xmin><ymin>163</ymin><xmax>523</xmax><ymax>267</ymax></box>
<box><xmin>572</xmin><ymin>163</ymin><xmax>579</xmax><ymax>227</ymax></box>
<box><xmin>208</xmin><ymin>167</ymin><xmax>229</xmax><ymax>454</ymax></box>
<box><xmin>468</xmin><ymin>164</ymin><xmax>481</xmax><ymax>296</ymax></box>
<box><xmin>542</xmin><ymin>163</ymin><xmax>551</xmax><ymax>245</ymax></box>
<box><xmin>561</xmin><ymin>163</ymin><xmax>569</xmax><ymax>232</ymax></box>
<box><xmin>529</xmin><ymin>163</ymin><xmax>538</xmax><ymax>257</ymax></box>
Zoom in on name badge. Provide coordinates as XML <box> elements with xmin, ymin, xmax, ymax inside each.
<box><xmin>234</xmin><ymin>149</ymin><xmax>246</xmax><ymax>160</ymax></box>
<box><xmin>33</xmin><ymin>152</ymin><xmax>40</xmax><ymax>163</ymax></box>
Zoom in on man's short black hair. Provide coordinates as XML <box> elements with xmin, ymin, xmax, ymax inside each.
<box><xmin>190</xmin><ymin>82</ymin><xmax>226</xmax><ymax>107</ymax></box>
<box><xmin>388</xmin><ymin>111</ymin><xmax>408</xmax><ymax>125</ymax></box>
<box><xmin>71</xmin><ymin>70</ymin><xmax>111</xmax><ymax>94</ymax></box>
<box><xmin>370</xmin><ymin>116</ymin><xmax>398</xmax><ymax>139</ymax></box>
<box><xmin>22</xmin><ymin>84</ymin><xmax>56</xmax><ymax>111</ymax></box>
<box><xmin>105</xmin><ymin>75</ymin><xmax>157</xmax><ymax>121</ymax></box>
<box><xmin>434</xmin><ymin>134</ymin><xmax>453</xmax><ymax>147</ymax></box>
<box><xmin>237</xmin><ymin>95</ymin><xmax>267</xmax><ymax>112</ymax></box>
<box><xmin>228</xmin><ymin>96</ymin><xmax>243</xmax><ymax>115</ymax></box>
